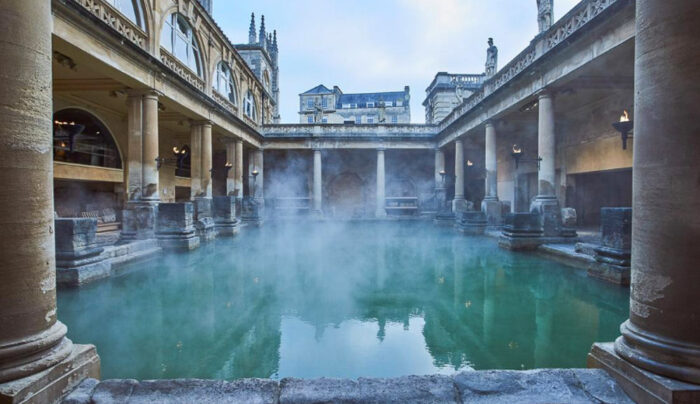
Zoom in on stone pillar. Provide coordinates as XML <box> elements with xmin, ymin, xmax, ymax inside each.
<box><xmin>0</xmin><ymin>1</ymin><xmax>98</xmax><ymax>401</ymax></box>
<box><xmin>234</xmin><ymin>140</ymin><xmax>244</xmax><ymax>198</ymax></box>
<box><xmin>126</xmin><ymin>93</ymin><xmax>143</xmax><ymax>201</ymax></box>
<box><xmin>482</xmin><ymin>122</ymin><xmax>502</xmax><ymax>227</ymax></box>
<box><xmin>434</xmin><ymin>148</ymin><xmax>445</xmax><ymax>189</ymax></box>
<box><xmin>200</xmin><ymin>122</ymin><xmax>213</xmax><ymax>198</ymax></box>
<box><xmin>617</xmin><ymin>0</ymin><xmax>700</xmax><ymax>385</ymax></box>
<box><xmin>249</xmin><ymin>149</ymin><xmax>264</xmax><ymax>200</ymax></box>
<box><xmin>376</xmin><ymin>149</ymin><xmax>386</xmax><ymax>218</ymax></box>
<box><xmin>141</xmin><ymin>91</ymin><xmax>160</xmax><ymax>201</ymax></box>
<box><xmin>313</xmin><ymin>149</ymin><xmax>322</xmax><ymax>214</ymax></box>
<box><xmin>529</xmin><ymin>90</ymin><xmax>561</xmax><ymax>237</ymax></box>
<box><xmin>225</xmin><ymin>141</ymin><xmax>235</xmax><ymax>196</ymax></box>
<box><xmin>588</xmin><ymin>2</ymin><xmax>700</xmax><ymax>400</ymax></box>
<box><xmin>453</xmin><ymin>139</ymin><xmax>466</xmax><ymax>212</ymax></box>
<box><xmin>189</xmin><ymin>123</ymin><xmax>202</xmax><ymax>198</ymax></box>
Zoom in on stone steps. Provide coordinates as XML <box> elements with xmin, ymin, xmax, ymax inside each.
<box><xmin>63</xmin><ymin>369</ymin><xmax>633</xmax><ymax>404</ymax></box>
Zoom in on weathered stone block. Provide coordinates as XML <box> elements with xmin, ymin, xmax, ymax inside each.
<box><xmin>561</xmin><ymin>208</ymin><xmax>577</xmax><ymax>227</ymax></box>
<box><xmin>213</xmin><ymin>196</ymin><xmax>240</xmax><ymax>237</ymax></box>
<box><xmin>530</xmin><ymin>196</ymin><xmax>561</xmax><ymax>237</ymax></box>
<box><xmin>121</xmin><ymin>203</ymin><xmax>157</xmax><ymax>241</ymax></box>
<box><xmin>588</xmin><ymin>208</ymin><xmax>632</xmax><ymax>284</ymax></box>
<box><xmin>481</xmin><ymin>199</ymin><xmax>503</xmax><ymax>227</ymax></box>
<box><xmin>194</xmin><ymin>197</ymin><xmax>217</xmax><ymax>240</ymax></box>
<box><xmin>156</xmin><ymin>203</ymin><xmax>200</xmax><ymax>250</ymax></box>
<box><xmin>241</xmin><ymin>196</ymin><xmax>264</xmax><ymax>226</ymax></box>
<box><xmin>600</xmin><ymin>207</ymin><xmax>632</xmax><ymax>251</ymax></box>
<box><xmin>498</xmin><ymin>213</ymin><xmax>544</xmax><ymax>251</ymax></box>
<box><xmin>55</xmin><ymin>218</ymin><xmax>110</xmax><ymax>286</ymax></box>
<box><xmin>456</xmin><ymin>211</ymin><xmax>488</xmax><ymax>235</ymax></box>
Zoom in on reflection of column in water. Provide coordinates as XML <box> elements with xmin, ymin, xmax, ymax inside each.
<box><xmin>532</xmin><ymin>276</ymin><xmax>556</xmax><ymax>368</ymax></box>
<box><xmin>376</xmin><ymin>239</ymin><xmax>386</xmax><ymax>290</ymax></box>
<box><xmin>482</xmin><ymin>269</ymin><xmax>495</xmax><ymax>343</ymax></box>
<box><xmin>451</xmin><ymin>238</ymin><xmax>462</xmax><ymax>307</ymax></box>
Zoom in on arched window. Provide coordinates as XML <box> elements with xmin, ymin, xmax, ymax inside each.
<box><xmin>53</xmin><ymin>109</ymin><xmax>122</xmax><ymax>169</ymax></box>
<box><xmin>263</xmin><ymin>70</ymin><xmax>271</xmax><ymax>91</ymax></box>
<box><xmin>161</xmin><ymin>13</ymin><xmax>202</xmax><ymax>76</ymax></box>
<box><xmin>244</xmin><ymin>91</ymin><xmax>257</xmax><ymax>120</ymax></box>
<box><xmin>214</xmin><ymin>62</ymin><xmax>238</xmax><ymax>104</ymax></box>
<box><xmin>105</xmin><ymin>0</ymin><xmax>145</xmax><ymax>29</ymax></box>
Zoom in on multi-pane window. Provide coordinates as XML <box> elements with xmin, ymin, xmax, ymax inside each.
<box><xmin>385</xmin><ymin>101</ymin><xmax>393</xmax><ymax>107</ymax></box>
<box><xmin>105</xmin><ymin>0</ymin><xmax>144</xmax><ymax>28</ymax></box>
<box><xmin>214</xmin><ymin>62</ymin><xmax>238</xmax><ymax>104</ymax></box>
<box><xmin>392</xmin><ymin>115</ymin><xmax>398</xmax><ymax>123</ymax></box>
<box><xmin>307</xmin><ymin>116</ymin><xmax>314</xmax><ymax>123</ymax></box>
<box><xmin>322</xmin><ymin>117</ymin><xmax>328</xmax><ymax>123</ymax></box>
<box><xmin>244</xmin><ymin>91</ymin><xmax>257</xmax><ymax>120</ymax></box>
<box><xmin>367</xmin><ymin>116</ymin><xmax>374</xmax><ymax>124</ymax></box>
<box><xmin>307</xmin><ymin>99</ymin><xmax>314</xmax><ymax>109</ymax></box>
<box><xmin>161</xmin><ymin>13</ymin><xmax>202</xmax><ymax>76</ymax></box>
<box><xmin>322</xmin><ymin>98</ymin><xmax>328</xmax><ymax>108</ymax></box>
<box><xmin>396</xmin><ymin>100</ymin><xmax>403</xmax><ymax>107</ymax></box>
<box><xmin>367</xmin><ymin>102</ymin><xmax>375</xmax><ymax>108</ymax></box>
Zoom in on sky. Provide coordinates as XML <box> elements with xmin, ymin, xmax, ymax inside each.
<box><xmin>214</xmin><ymin>0</ymin><xmax>581</xmax><ymax>124</ymax></box>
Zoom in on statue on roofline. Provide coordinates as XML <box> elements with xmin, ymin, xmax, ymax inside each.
<box><xmin>485</xmin><ymin>38</ymin><xmax>498</xmax><ymax>77</ymax></box>
<box><xmin>537</xmin><ymin>0</ymin><xmax>554</xmax><ymax>33</ymax></box>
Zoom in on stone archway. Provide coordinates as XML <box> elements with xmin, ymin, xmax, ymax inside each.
<box><xmin>327</xmin><ymin>172</ymin><xmax>365</xmax><ymax>217</ymax></box>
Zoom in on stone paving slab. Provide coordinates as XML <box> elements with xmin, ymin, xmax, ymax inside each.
<box><xmin>62</xmin><ymin>369</ymin><xmax>633</xmax><ymax>403</ymax></box>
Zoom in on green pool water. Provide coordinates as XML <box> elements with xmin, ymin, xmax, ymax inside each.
<box><xmin>57</xmin><ymin>221</ymin><xmax>629</xmax><ymax>380</ymax></box>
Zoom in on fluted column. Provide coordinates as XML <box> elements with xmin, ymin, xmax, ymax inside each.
<box><xmin>484</xmin><ymin>122</ymin><xmax>498</xmax><ymax>201</ymax></box>
<box><xmin>613</xmin><ymin>0</ymin><xmax>700</xmax><ymax>385</ymax></box>
<box><xmin>141</xmin><ymin>91</ymin><xmax>160</xmax><ymax>200</ymax></box>
<box><xmin>313</xmin><ymin>149</ymin><xmax>322</xmax><ymax>214</ymax></box>
<box><xmin>189</xmin><ymin>123</ymin><xmax>202</xmax><ymax>198</ymax></box>
<box><xmin>434</xmin><ymin>148</ymin><xmax>445</xmax><ymax>189</ymax></box>
<box><xmin>376</xmin><ymin>149</ymin><xmax>386</xmax><ymax>218</ymax></box>
<box><xmin>453</xmin><ymin>139</ymin><xmax>465</xmax><ymax>212</ymax></box>
<box><xmin>0</xmin><ymin>0</ymin><xmax>98</xmax><ymax>397</ymax></box>
<box><xmin>201</xmin><ymin>122</ymin><xmax>212</xmax><ymax>198</ymax></box>
<box><xmin>234</xmin><ymin>140</ymin><xmax>243</xmax><ymax>197</ymax></box>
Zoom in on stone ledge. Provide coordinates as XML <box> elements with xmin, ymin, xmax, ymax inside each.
<box><xmin>62</xmin><ymin>369</ymin><xmax>632</xmax><ymax>404</ymax></box>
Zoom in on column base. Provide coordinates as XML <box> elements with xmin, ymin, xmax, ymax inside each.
<box><xmin>455</xmin><ymin>211</ymin><xmax>487</xmax><ymax>235</ymax></box>
<box><xmin>530</xmin><ymin>196</ymin><xmax>561</xmax><ymax>237</ymax></box>
<box><xmin>0</xmin><ymin>344</ymin><xmax>99</xmax><ymax>404</ymax></box>
<box><xmin>481</xmin><ymin>198</ymin><xmax>503</xmax><ymax>228</ymax></box>
<box><xmin>121</xmin><ymin>202</ymin><xmax>158</xmax><ymax>241</ymax></box>
<box><xmin>452</xmin><ymin>198</ymin><xmax>472</xmax><ymax>213</ymax></box>
<box><xmin>588</xmin><ymin>342</ymin><xmax>700</xmax><ymax>404</ymax></box>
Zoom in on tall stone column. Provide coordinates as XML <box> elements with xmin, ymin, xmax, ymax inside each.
<box><xmin>200</xmin><ymin>122</ymin><xmax>213</xmax><ymax>198</ymax></box>
<box><xmin>434</xmin><ymin>148</ymin><xmax>445</xmax><ymax>189</ymax></box>
<box><xmin>234</xmin><ymin>140</ymin><xmax>243</xmax><ymax>197</ymax></box>
<box><xmin>453</xmin><ymin>139</ymin><xmax>466</xmax><ymax>212</ymax></box>
<box><xmin>141</xmin><ymin>91</ymin><xmax>160</xmax><ymax>201</ymax></box>
<box><xmin>482</xmin><ymin>122</ymin><xmax>502</xmax><ymax>226</ymax></box>
<box><xmin>588</xmin><ymin>2</ymin><xmax>700</xmax><ymax>400</ymax></box>
<box><xmin>189</xmin><ymin>123</ymin><xmax>202</xmax><ymax>198</ymax></box>
<box><xmin>249</xmin><ymin>149</ymin><xmax>264</xmax><ymax>200</ymax></box>
<box><xmin>376</xmin><ymin>149</ymin><xmax>386</xmax><ymax>218</ymax></box>
<box><xmin>529</xmin><ymin>90</ymin><xmax>561</xmax><ymax>236</ymax></box>
<box><xmin>313</xmin><ymin>149</ymin><xmax>322</xmax><ymax>214</ymax></box>
<box><xmin>225</xmin><ymin>141</ymin><xmax>235</xmax><ymax>196</ymax></box>
<box><xmin>617</xmin><ymin>0</ymin><xmax>700</xmax><ymax>386</ymax></box>
<box><xmin>0</xmin><ymin>1</ymin><xmax>98</xmax><ymax>401</ymax></box>
<box><xmin>126</xmin><ymin>93</ymin><xmax>143</xmax><ymax>202</ymax></box>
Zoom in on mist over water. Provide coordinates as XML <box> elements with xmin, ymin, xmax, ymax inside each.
<box><xmin>57</xmin><ymin>221</ymin><xmax>629</xmax><ymax>380</ymax></box>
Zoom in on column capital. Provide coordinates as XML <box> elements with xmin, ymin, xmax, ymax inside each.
<box><xmin>127</xmin><ymin>88</ymin><xmax>163</xmax><ymax>99</ymax></box>
<box><xmin>535</xmin><ymin>88</ymin><xmax>553</xmax><ymax>100</ymax></box>
<box><xmin>376</xmin><ymin>147</ymin><xmax>386</xmax><ymax>152</ymax></box>
<box><xmin>191</xmin><ymin>119</ymin><xmax>213</xmax><ymax>128</ymax></box>
<box><xmin>484</xmin><ymin>120</ymin><xmax>496</xmax><ymax>129</ymax></box>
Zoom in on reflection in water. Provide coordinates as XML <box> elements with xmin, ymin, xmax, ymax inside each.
<box><xmin>58</xmin><ymin>222</ymin><xmax>629</xmax><ymax>380</ymax></box>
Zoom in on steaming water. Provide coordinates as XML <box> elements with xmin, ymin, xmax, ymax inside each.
<box><xmin>57</xmin><ymin>222</ymin><xmax>629</xmax><ymax>380</ymax></box>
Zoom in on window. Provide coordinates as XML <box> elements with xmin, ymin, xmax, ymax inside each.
<box><xmin>367</xmin><ymin>102</ymin><xmax>375</xmax><ymax>108</ymax></box>
<box><xmin>396</xmin><ymin>100</ymin><xmax>403</xmax><ymax>107</ymax></box>
<box><xmin>322</xmin><ymin>117</ymin><xmax>328</xmax><ymax>123</ymax></box>
<box><xmin>161</xmin><ymin>13</ymin><xmax>202</xmax><ymax>76</ymax></box>
<box><xmin>385</xmin><ymin>101</ymin><xmax>393</xmax><ymax>107</ymax></box>
<box><xmin>244</xmin><ymin>91</ymin><xmax>257</xmax><ymax>120</ymax></box>
<box><xmin>53</xmin><ymin>109</ymin><xmax>122</xmax><ymax>169</ymax></box>
<box><xmin>213</xmin><ymin>62</ymin><xmax>238</xmax><ymax>104</ymax></box>
<box><xmin>392</xmin><ymin>115</ymin><xmax>398</xmax><ymax>123</ymax></box>
<box><xmin>342</xmin><ymin>103</ymin><xmax>350</xmax><ymax>109</ymax></box>
<box><xmin>105</xmin><ymin>0</ymin><xmax>144</xmax><ymax>29</ymax></box>
<box><xmin>263</xmin><ymin>70</ymin><xmax>271</xmax><ymax>91</ymax></box>
<box><xmin>367</xmin><ymin>116</ymin><xmax>374</xmax><ymax>124</ymax></box>
<box><xmin>307</xmin><ymin>99</ymin><xmax>314</xmax><ymax>109</ymax></box>
<box><xmin>351</xmin><ymin>103</ymin><xmax>357</xmax><ymax>108</ymax></box>
<box><xmin>307</xmin><ymin>116</ymin><xmax>314</xmax><ymax>123</ymax></box>
<box><xmin>322</xmin><ymin>98</ymin><xmax>328</xmax><ymax>108</ymax></box>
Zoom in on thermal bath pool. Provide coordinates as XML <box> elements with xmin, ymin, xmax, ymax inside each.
<box><xmin>57</xmin><ymin>222</ymin><xmax>629</xmax><ymax>380</ymax></box>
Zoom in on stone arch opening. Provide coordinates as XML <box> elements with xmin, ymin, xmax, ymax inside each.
<box><xmin>53</xmin><ymin>108</ymin><xmax>123</xmax><ymax>169</ymax></box>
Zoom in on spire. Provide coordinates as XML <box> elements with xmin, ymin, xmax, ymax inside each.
<box><xmin>273</xmin><ymin>30</ymin><xmax>278</xmax><ymax>51</ymax></box>
<box><xmin>259</xmin><ymin>15</ymin><xmax>266</xmax><ymax>48</ymax></box>
<box><xmin>248</xmin><ymin>13</ymin><xmax>256</xmax><ymax>44</ymax></box>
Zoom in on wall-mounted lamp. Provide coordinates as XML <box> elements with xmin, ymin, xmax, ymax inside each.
<box><xmin>225</xmin><ymin>162</ymin><xmax>233</xmax><ymax>175</ymax></box>
<box><xmin>511</xmin><ymin>144</ymin><xmax>542</xmax><ymax>170</ymax></box>
<box><xmin>156</xmin><ymin>145</ymin><xmax>189</xmax><ymax>170</ymax></box>
<box><xmin>612</xmin><ymin>110</ymin><xmax>633</xmax><ymax>150</ymax></box>
<box><xmin>439</xmin><ymin>169</ymin><xmax>447</xmax><ymax>185</ymax></box>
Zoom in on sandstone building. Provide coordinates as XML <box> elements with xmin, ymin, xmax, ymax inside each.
<box><xmin>299</xmin><ymin>85</ymin><xmax>411</xmax><ymax>124</ymax></box>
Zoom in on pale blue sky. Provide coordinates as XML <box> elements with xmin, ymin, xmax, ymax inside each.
<box><xmin>214</xmin><ymin>0</ymin><xmax>580</xmax><ymax>123</ymax></box>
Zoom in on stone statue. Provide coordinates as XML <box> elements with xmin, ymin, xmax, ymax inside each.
<box><xmin>537</xmin><ymin>0</ymin><xmax>553</xmax><ymax>33</ymax></box>
<box><xmin>313</xmin><ymin>99</ymin><xmax>323</xmax><ymax>123</ymax></box>
<box><xmin>485</xmin><ymin>38</ymin><xmax>498</xmax><ymax>77</ymax></box>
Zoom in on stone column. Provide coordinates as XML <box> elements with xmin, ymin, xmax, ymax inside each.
<box><xmin>0</xmin><ymin>1</ymin><xmax>98</xmax><ymax>400</ymax></box>
<box><xmin>434</xmin><ymin>148</ymin><xmax>445</xmax><ymax>190</ymax></box>
<box><xmin>225</xmin><ymin>141</ymin><xmax>235</xmax><ymax>196</ymax></box>
<box><xmin>141</xmin><ymin>91</ymin><xmax>160</xmax><ymax>201</ymax></box>
<box><xmin>453</xmin><ymin>139</ymin><xmax>466</xmax><ymax>212</ymax></box>
<box><xmin>376</xmin><ymin>149</ymin><xmax>386</xmax><ymax>218</ymax></box>
<box><xmin>189</xmin><ymin>123</ymin><xmax>202</xmax><ymax>198</ymax></box>
<box><xmin>249</xmin><ymin>149</ymin><xmax>264</xmax><ymax>200</ymax></box>
<box><xmin>482</xmin><ymin>122</ymin><xmax>502</xmax><ymax>227</ymax></box>
<box><xmin>200</xmin><ymin>122</ymin><xmax>213</xmax><ymax>198</ymax></box>
<box><xmin>126</xmin><ymin>93</ymin><xmax>143</xmax><ymax>201</ymax></box>
<box><xmin>313</xmin><ymin>149</ymin><xmax>322</xmax><ymax>214</ymax></box>
<box><xmin>529</xmin><ymin>90</ymin><xmax>561</xmax><ymax>236</ymax></box>
<box><xmin>615</xmin><ymin>0</ymin><xmax>700</xmax><ymax>386</ymax></box>
<box><xmin>234</xmin><ymin>140</ymin><xmax>243</xmax><ymax>197</ymax></box>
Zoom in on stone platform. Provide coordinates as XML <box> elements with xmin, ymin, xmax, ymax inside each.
<box><xmin>62</xmin><ymin>369</ymin><xmax>632</xmax><ymax>403</ymax></box>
